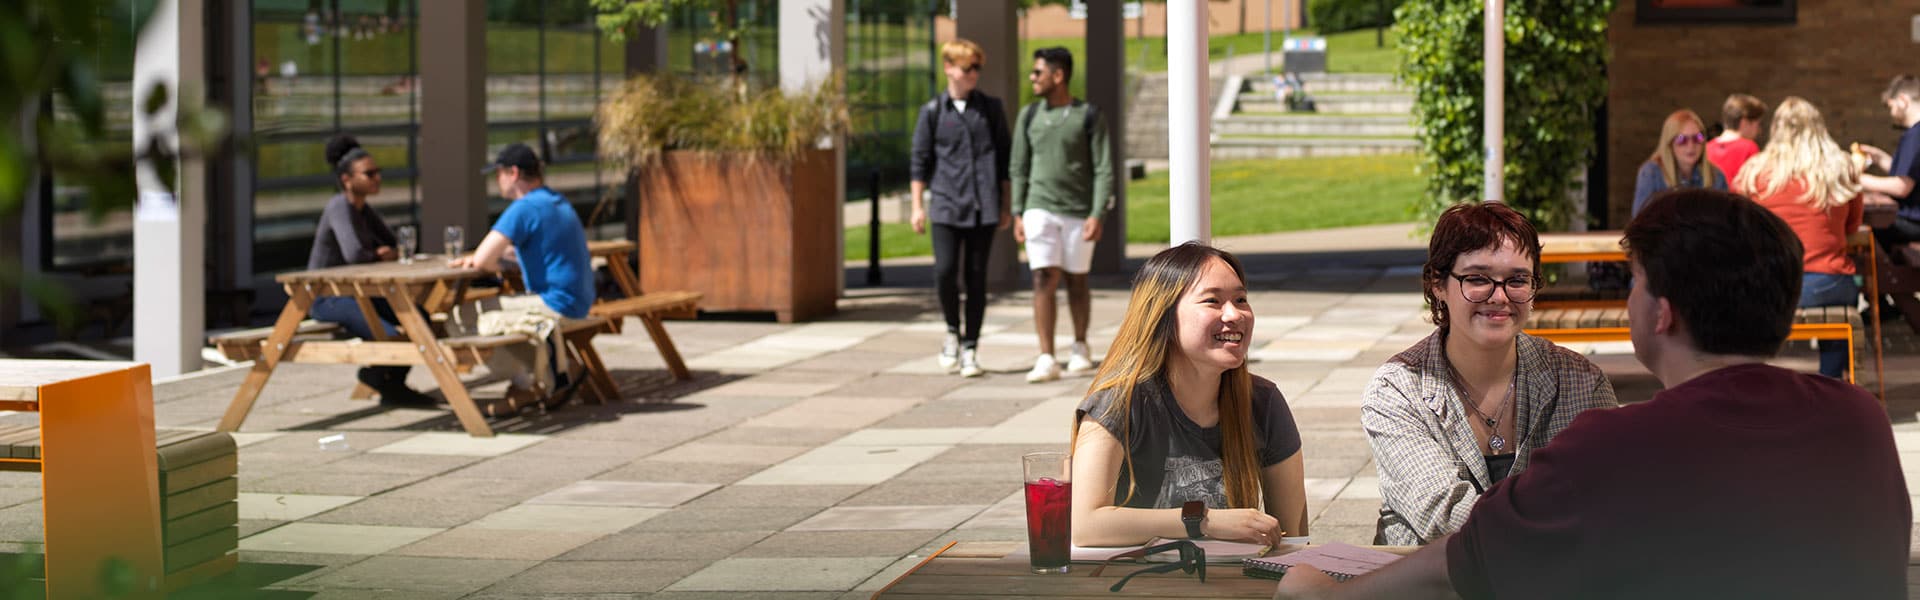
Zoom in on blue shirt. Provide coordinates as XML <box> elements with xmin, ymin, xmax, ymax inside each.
<box><xmin>1891</xmin><ymin>122</ymin><xmax>1920</xmax><ymax>221</ymax></box>
<box><xmin>494</xmin><ymin>187</ymin><xmax>594</xmax><ymax>318</ymax></box>
<box><xmin>1632</xmin><ymin>160</ymin><xmax>1727</xmax><ymax>216</ymax></box>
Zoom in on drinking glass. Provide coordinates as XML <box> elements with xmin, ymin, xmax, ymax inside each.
<box><xmin>395</xmin><ymin>225</ymin><xmax>416</xmax><ymax>264</ymax></box>
<box><xmin>1022</xmin><ymin>451</ymin><xmax>1072</xmax><ymax>574</ymax></box>
<box><xmin>444</xmin><ymin>225</ymin><xmax>465</xmax><ymax>258</ymax></box>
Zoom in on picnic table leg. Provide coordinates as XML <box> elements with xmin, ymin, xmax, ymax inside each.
<box><xmin>41</xmin><ymin>364</ymin><xmax>164</xmax><ymax>599</ymax></box>
<box><xmin>388</xmin><ymin>285</ymin><xmax>495</xmax><ymax>437</ymax></box>
<box><xmin>564</xmin><ymin>328</ymin><xmax>619</xmax><ymax>402</ymax></box>
<box><xmin>640</xmin><ymin>314</ymin><xmax>692</xmax><ymax>381</ymax></box>
<box><xmin>218</xmin><ymin>287</ymin><xmax>314</xmax><ymax>432</ymax></box>
<box><xmin>603</xmin><ymin>254</ymin><xmax>643</xmax><ymax>334</ymax></box>
<box><xmin>1868</xmin><ymin>244</ymin><xmax>1887</xmax><ymax>404</ymax></box>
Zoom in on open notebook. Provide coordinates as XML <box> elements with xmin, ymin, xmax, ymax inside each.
<box><xmin>1068</xmin><ymin>538</ymin><xmax>1270</xmax><ymax>564</ymax></box>
<box><xmin>1242</xmin><ymin>543</ymin><xmax>1404</xmax><ymax>581</ymax></box>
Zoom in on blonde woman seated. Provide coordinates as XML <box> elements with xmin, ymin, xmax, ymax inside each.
<box><xmin>1364</xmin><ymin>202</ymin><xmax>1618</xmax><ymax>546</ymax></box>
<box><xmin>1070</xmin><ymin>243</ymin><xmax>1308</xmax><ymax>547</ymax></box>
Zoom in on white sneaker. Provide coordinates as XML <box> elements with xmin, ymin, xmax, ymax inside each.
<box><xmin>1026</xmin><ymin>354</ymin><xmax>1062</xmax><ymax>383</ymax></box>
<box><xmin>1066</xmin><ymin>342</ymin><xmax>1095</xmax><ymax>374</ymax></box>
<box><xmin>960</xmin><ymin>348</ymin><xmax>985</xmax><ymax>378</ymax></box>
<box><xmin>937</xmin><ymin>333</ymin><xmax>960</xmax><ymax>373</ymax></box>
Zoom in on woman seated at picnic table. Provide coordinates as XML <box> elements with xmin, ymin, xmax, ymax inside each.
<box><xmin>1363</xmin><ymin>202</ymin><xmax>1618</xmax><ymax>546</ymax></box>
<box><xmin>1069</xmin><ymin>242</ymin><xmax>1308</xmax><ymax>547</ymax></box>
<box><xmin>305</xmin><ymin>134</ymin><xmax>434</xmax><ymax>406</ymax></box>
<box><xmin>1736</xmin><ymin>97</ymin><xmax>1865</xmax><ymax>380</ymax></box>
<box><xmin>1633</xmin><ymin>109</ymin><xmax>1729</xmax><ymax>216</ymax></box>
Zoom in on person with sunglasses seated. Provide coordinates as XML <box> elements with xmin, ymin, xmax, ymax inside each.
<box><xmin>1278</xmin><ymin>190</ymin><xmax>1908</xmax><ymax>600</ymax></box>
<box><xmin>1632</xmin><ymin>109</ymin><xmax>1729</xmax><ymax>216</ymax></box>
<box><xmin>1363</xmin><ymin>202</ymin><xmax>1617</xmax><ymax>546</ymax></box>
<box><xmin>1070</xmin><ymin>243</ymin><xmax>1308</xmax><ymax>549</ymax></box>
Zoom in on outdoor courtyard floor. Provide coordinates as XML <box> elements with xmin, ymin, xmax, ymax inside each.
<box><xmin>3</xmin><ymin>223</ymin><xmax>1919</xmax><ymax>598</ymax></box>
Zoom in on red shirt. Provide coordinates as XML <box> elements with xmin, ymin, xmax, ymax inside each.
<box><xmin>1707</xmin><ymin>137</ymin><xmax>1760</xmax><ymax>183</ymax></box>
<box><xmin>1447</xmin><ymin>364</ymin><xmax>1909</xmax><ymax>600</ymax></box>
<box><xmin>1746</xmin><ymin>178</ymin><xmax>1863</xmax><ymax>276</ymax></box>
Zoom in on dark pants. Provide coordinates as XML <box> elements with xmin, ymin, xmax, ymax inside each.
<box><xmin>1799</xmin><ymin>272</ymin><xmax>1858</xmax><ymax>379</ymax></box>
<box><xmin>931</xmin><ymin>223</ymin><xmax>996</xmax><ymax>348</ymax></box>
<box><xmin>310</xmin><ymin>296</ymin><xmax>411</xmax><ymax>385</ymax></box>
<box><xmin>1871</xmin><ymin>216</ymin><xmax>1920</xmax><ymax>262</ymax></box>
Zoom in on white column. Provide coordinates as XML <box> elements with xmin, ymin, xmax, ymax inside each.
<box><xmin>780</xmin><ymin>0</ymin><xmax>846</xmax><ymax>295</ymax></box>
<box><xmin>133</xmin><ymin>0</ymin><xmax>205</xmax><ymax>377</ymax></box>
<box><xmin>1483</xmin><ymin>0</ymin><xmax>1504</xmax><ymax>203</ymax></box>
<box><xmin>1168</xmin><ymin>0</ymin><xmax>1212</xmax><ymax>245</ymax></box>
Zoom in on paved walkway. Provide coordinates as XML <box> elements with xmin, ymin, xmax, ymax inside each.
<box><xmin>3</xmin><ymin>223</ymin><xmax>1918</xmax><ymax>598</ymax></box>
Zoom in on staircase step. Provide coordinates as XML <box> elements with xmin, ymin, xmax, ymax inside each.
<box><xmin>1238</xmin><ymin>93</ymin><xmax>1413</xmax><ymax>115</ymax></box>
<box><xmin>1213</xmin><ymin>114</ymin><xmax>1416</xmax><ymax>137</ymax></box>
<box><xmin>1248</xmin><ymin>73</ymin><xmax>1405</xmax><ymax>94</ymax></box>
<box><xmin>1210</xmin><ymin>136</ymin><xmax>1418</xmax><ymax>159</ymax></box>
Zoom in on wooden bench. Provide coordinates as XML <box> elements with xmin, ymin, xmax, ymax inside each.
<box><xmin>1533</xmin><ymin>285</ymin><xmax>1627</xmax><ymax>309</ymax></box>
<box><xmin>208</xmin><ymin>320</ymin><xmax>344</xmax><ymax>362</ymax></box>
<box><xmin>0</xmin><ymin>425</ymin><xmax>238</xmax><ymax>592</ymax></box>
<box><xmin>588</xmin><ymin>291</ymin><xmax>702</xmax><ymax>381</ymax></box>
<box><xmin>1527</xmin><ymin>305</ymin><xmax>1871</xmax><ymax>388</ymax></box>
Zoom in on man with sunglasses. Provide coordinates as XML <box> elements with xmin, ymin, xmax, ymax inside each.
<box><xmin>1278</xmin><ymin>190</ymin><xmax>1908</xmax><ymax>600</ymax></box>
<box><xmin>1010</xmin><ymin>46</ymin><xmax>1113</xmax><ymax>383</ymax></box>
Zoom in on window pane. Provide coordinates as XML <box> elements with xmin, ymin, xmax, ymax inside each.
<box><xmin>47</xmin><ymin>0</ymin><xmax>143</xmax><ymax>272</ymax></box>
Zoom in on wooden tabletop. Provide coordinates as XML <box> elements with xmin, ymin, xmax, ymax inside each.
<box><xmin>275</xmin><ymin>256</ymin><xmax>487</xmax><ymax>285</ymax></box>
<box><xmin>1540</xmin><ymin>229</ymin><xmax>1874</xmax><ymax>264</ymax></box>
<box><xmin>0</xmin><ymin>360</ymin><xmax>142</xmax><ymax>402</ymax></box>
<box><xmin>873</xmin><ymin>541</ymin><xmax>1416</xmax><ymax>599</ymax></box>
<box><xmin>588</xmin><ymin>239</ymin><xmax>636</xmax><ymax>257</ymax></box>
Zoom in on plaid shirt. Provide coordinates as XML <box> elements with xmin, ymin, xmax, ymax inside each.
<box><xmin>1362</xmin><ymin>330</ymin><xmax>1618</xmax><ymax>545</ymax></box>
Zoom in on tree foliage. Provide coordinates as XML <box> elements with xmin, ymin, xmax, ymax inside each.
<box><xmin>1395</xmin><ymin>0</ymin><xmax>1613</xmax><ymax>230</ymax></box>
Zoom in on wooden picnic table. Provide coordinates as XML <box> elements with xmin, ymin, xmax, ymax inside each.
<box><xmin>216</xmin><ymin>257</ymin><xmax>507</xmax><ymax>437</ymax></box>
<box><xmin>871</xmin><ymin>541</ymin><xmax>1417</xmax><ymax>599</ymax></box>
<box><xmin>0</xmin><ymin>360</ymin><xmax>165</xmax><ymax>599</ymax></box>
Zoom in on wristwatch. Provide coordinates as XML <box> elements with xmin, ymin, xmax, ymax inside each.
<box><xmin>1181</xmin><ymin>500</ymin><xmax>1207</xmax><ymax>539</ymax></box>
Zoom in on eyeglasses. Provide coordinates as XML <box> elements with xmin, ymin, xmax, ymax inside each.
<box><xmin>1092</xmin><ymin>540</ymin><xmax>1206</xmax><ymax>592</ymax></box>
<box><xmin>1671</xmin><ymin>133</ymin><xmax>1706</xmax><ymax>147</ymax></box>
<box><xmin>961</xmin><ymin>64</ymin><xmax>982</xmax><ymax>74</ymax></box>
<box><xmin>1029</xmin><ymin>69</ymin><xmax>1047</xmax><ymax>79</ymax></box>
<box><xmin>359</xmin><ymin>167</ymin><xmax>382</xmax><ymax>178</ymax></box>
<box><xmin>1450</xmin><ymin>272</ymin><xmax>1538</xmax><ymax>303</ymax></box>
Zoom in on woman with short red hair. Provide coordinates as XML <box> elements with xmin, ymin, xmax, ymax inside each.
<box><xmin>1363</xmin><ymin>202</ymin><xmax>1618</xmax><ymax>545</ymax></box>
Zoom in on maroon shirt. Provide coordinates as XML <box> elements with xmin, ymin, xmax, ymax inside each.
<box><xmin>1447</xmin><ymin>364</ymin><xmax>1909</xmax><ymax>599</ymax></box>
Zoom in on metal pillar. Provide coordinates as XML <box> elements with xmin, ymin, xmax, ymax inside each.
<box><xmin>1483</xmin><ymin>0</ymin><xmax>1504</xmax><ymax>202</ymax></box>
<box><xmin>954</xmin><ymin>0</ymin><xmax>1023</xmax><ymax>290</ymax></box>
<box><xmin>780</xmin><ymin>0</ymin><xmax>847</xmax><ymax>297</ymax></box>
<box><xmin>133</xmin><ymin>0</ymin><xmax>207</xmax><ymax>378</ymax></box>
<box><xmin>1088</xmin><ymin>0</ymin><xmax>1129</xmax><ymax>274</ymax></box>
<box><xmin>1168</xmin><ymin>0</ymin><xmax>1211</xmax><ymax>245</ymax></box>
<box><xmin>419</xmin><ymin>2</ymin><xmax>487</xmax><ymax>256</ymax></box>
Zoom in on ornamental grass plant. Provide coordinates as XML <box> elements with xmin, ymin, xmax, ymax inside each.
<box><xmin>596</xmin><ymin>73</ymin><xmax>852</xmax><ymax>167</ymax></box>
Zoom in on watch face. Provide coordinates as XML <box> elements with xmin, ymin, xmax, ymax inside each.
<box><xmin>1182</xmin><ymin>501</ymin><xmax>1204</xmax><ymax>520</ymax></box>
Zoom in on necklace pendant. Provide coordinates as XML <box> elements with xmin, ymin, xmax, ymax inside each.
<box><xmin>1489</xmin><ymin>434</ymin><xmax>1506</xmax><ymax>453</ymax></box>
<box><xmin>1483</xmin><ymin>417</ymin><xmax>1496</xmax><ymax>428</ymax></box>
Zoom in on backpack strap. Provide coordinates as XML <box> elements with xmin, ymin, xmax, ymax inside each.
<box><xmin>1020</xmin><ymin>101</ymin><xmax>1043</xmax><ymax>148</ymax></box>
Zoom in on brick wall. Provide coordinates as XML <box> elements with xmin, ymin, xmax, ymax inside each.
<box><xmin>1606</xmin><ymin>0</ymin><xmax>1920</xmax><ymax>227</ymax></box>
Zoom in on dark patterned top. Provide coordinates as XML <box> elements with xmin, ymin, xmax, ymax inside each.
<box><xmin>1077</xmin><ymin>375</ymin><xmax>1301</xmax><ymax>510</ymax></box>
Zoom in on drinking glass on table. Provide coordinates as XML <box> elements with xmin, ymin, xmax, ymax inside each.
<box><xmin>395</xmin><ymin>225</ymin><xmax>416</xmax><ymax>264</ymax></box>
<box><xmin>444</xmin><ymin>225</ymin><xmax>465</xmax><ymax>258</ymax></box>
<box><xmin>1022</xmin><ymin>451</ymin><xmax>1072</xmax><ymax>574</ymax></box>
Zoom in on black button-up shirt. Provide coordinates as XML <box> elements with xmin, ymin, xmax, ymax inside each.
<box><xmin>911</xmin><ymin>89</ymin><xmax>1011</xmax><ymax>228</ymax></box>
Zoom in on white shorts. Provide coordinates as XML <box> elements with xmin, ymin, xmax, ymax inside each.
<box><xmin>1022</xmin><ymin>208</ymin><xmax>1097</xmax><ymax>274</ymax></box>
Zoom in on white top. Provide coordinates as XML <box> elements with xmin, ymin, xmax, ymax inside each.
<box><xmin>953</xmin><ymin>99</ymin><xmax>968</xmax><ymax>113</ymax></box>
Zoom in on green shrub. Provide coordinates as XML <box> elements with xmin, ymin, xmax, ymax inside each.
<box><xmin>1310</xmin><ymin>0</ymin><xmax>1406</xmax><ymax>34</ymax></box>
<box><xmin>1395</xmin><ymin>0</ymin><xmax>1613</xmax><ymax>230</ymax></box>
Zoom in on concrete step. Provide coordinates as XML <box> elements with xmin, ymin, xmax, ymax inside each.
<box><xmin>1210</xmin><ymin>136</ymin><xmax>1418</xmax><ymax>160</ymax></box>
<box><xmin>1249</xmin><ymin>73</ymin><xmax>1405</xmax><ymax>94</ymax></box>
<box><xmin>1212</xmin><ymin>114</ymin><xmax>1416</xmax><ymax>137</ymax></box>
<box><xmin>1239</xmin><ymin>92</ymin><xmax>1413</xmax><ymax>115</ymax></box>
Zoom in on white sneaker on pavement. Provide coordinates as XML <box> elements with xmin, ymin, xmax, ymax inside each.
<box><xmin>960</xmin><ymin>348</ymin><xmax>985</xmax><ymax>378</ymax></box>
<box><xmin>1066</xmin><ymin>342</ymin><xmax>1095</xmax><ymax>375</ymax></box>
<box><xmin>937</xmin><ymin>333</ymin><xmax>961</xmax><ymax>373</ymax></box>
<box><xmin>1026</xmin><ymin>354</ymin><xmax>1062</xmax><ymax>383</ymax></box>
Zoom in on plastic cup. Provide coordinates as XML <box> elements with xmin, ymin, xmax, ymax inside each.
<box><xmin>1022</xmin><ymin>451</ymin><xmax>1072</xmax><ymax>574</ymax></box>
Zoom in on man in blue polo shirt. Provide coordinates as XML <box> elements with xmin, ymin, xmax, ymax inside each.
<box><xmin>1863</xmin><ymin>75</ymin><xmax>1920</xmax><ymax>255</ymax></box>
<box><xmin>451</xmin><ymin>143</ymin><xmax>594</xmax><ymax>397</ymax></box>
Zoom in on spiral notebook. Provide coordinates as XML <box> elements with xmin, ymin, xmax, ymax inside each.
<box><xmin>1241</xmin><ymin>543</ymin><xmax>1404</xmax><ymax>582</ymax></box>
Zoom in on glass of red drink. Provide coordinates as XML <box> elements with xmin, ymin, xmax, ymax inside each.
<box><xmin>1022</xmin><ymin>451</ymin><xmax>1072</xmax><ymax>574</ymax></box>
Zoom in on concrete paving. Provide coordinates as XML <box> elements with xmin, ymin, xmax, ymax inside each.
<box><xmin>4</xmin><ymin>222</ymin><xmax>1919</xmax><ymax>598</ymax></box>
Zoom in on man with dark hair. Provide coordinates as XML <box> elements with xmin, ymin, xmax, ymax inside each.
<box><xmin>1862</xmin><ymin>75</ymin><xmax>1920</xmax><ymax>252</ymax></box>
<box><xmin>1011</xmin><ymin>46</ymin><xmax>1112</xmax><ymax>383</ymax></box>
<box><xmin>1276</xmin><ymin>189</ymin><xmax>1909</xmax><ymax>600</ymax></box>
<box><xmin>450</xmin><ymin>142</ymin><xmax>594</xmax><ymax>400</ymax></box>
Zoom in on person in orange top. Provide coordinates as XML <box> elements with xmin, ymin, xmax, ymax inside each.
<box><xmin>1734</xmin><ymin>97</ymin><xmax>1863</xmax><ymax>379</ymax></box>
<box><xmin>1707</xmin><ymin>94</ymin><xmax>1767</xmax><ymax>182</ymax></box>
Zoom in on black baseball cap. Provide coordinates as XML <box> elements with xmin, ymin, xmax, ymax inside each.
<box><xmin>481</xmin><ymin>142</ymin><xmax>542</xmax><ymax>174</ymax></box>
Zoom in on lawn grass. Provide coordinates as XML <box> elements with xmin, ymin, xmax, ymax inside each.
<box><xmin>843</xmin><ymin>154</ymin><xmax>1421</xmax><ymax>260</ymax></box>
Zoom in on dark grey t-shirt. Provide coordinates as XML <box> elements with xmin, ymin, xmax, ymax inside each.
<box><xmin>307</xmin><ymin>193</ymin><xmax>396</xmax><ymax>270</ymax></box>
<box><xmin>1076</xmin><ymin>375</ymin><xmax>1302</xmax><ymax>510</ymax></box>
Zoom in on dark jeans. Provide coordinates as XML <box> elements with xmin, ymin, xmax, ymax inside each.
<box><xmin>1800</xmin><ymin>272</ymin><xmax>1858</xmax><ymax>379</ymax></box>
<box><xmin>1871</xmin><ymin>216</ymin><xmax>1920</xmax><ymax>262</ymax></box>
<box><xmin>310</xmin><ymin>296</ymin><xmax>411</xmax><ymax>384</ymax></box>
<box><xmin>931</xmin><ymin>223</ymin><xmax>996</xmax><ymax>348</ymax></box>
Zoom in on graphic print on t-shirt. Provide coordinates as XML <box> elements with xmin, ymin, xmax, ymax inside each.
<box><xmin>1156</xmin><ymin>454</ymin><xmax>1227</xmax><ymax>509</ymax></box>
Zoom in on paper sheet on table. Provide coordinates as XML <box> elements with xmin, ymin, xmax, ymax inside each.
<box><xmin>1065</xmin><ymin>537</ymin><xmax>1270</xmax><ymax>564</ymax></box>
<box><xmin>1247</xmin><ymin>542</ymin><xmax>1403</xmax><ymax>579</ymax></box>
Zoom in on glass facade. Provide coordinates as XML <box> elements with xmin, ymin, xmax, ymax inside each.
<box><xmin>44</xmin><ymin>0</ymin><xmax>146</xmax><ymax>273</ymax></box>
<box><xmin>846</xmin><ymin>0</ymin><xmax>938</xmax><ymax>197</ymax></box>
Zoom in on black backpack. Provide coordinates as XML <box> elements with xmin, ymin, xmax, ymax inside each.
<box><xmin>1019</xmin><ymin>99</ymin><xmax>1100</xmax><ymax>152</ymax></box>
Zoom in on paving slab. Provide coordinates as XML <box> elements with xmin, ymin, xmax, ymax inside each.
<box><xmin>368</xmin><ymin>432</ymin><xmax>548</xmax><ymax>457</ymax></box>
<box><xmin>556</xmin><ymin>530</ymin><xmax>773</xmax><ymax>562</ymax></box>
<box><xmin>624</xmin><ymin>506</ymin><xmax>823</xmax><ymax>533</ymax></box>
<box><xmin>390</xmin><ymin>526</ymin><xmax>608</xmax><ymax>561</ymax></box>
<box><xmin>735</xmin><ymin>529</ymin><xmax>943</xmax><ymax>558</ymax></box>
<box><xmin>526</xmin><ymin>480</ymin><xmax>720</xmax><ymax>508</ymax></box>
<box><xmin>788</xmin><ymin>505</ymin><xmax>987</xmax><ymax>532</ymax></box>
<box><xmin>666</xmin><ymin>557</ymin><xmax>896</xmax><ymax>592</ymax></box>
<box><xmin>302</xmin><ymin>556</ymin><xmax>537</xmax><ymax>595</ymax></box>
<box><xmin>738</xmin><ymin>396</ymin><xmax>923</xmax><ymax>430</ymax></box>
<box><xmin>593</xmin><ymin>460</ymin><xmax>767</xmax><ymax>485</ymax></box>
<box><xmin>470</xmin><ymin>504</ymin><xmax>666</xmax><ymax>534</ymax></box>
<box><xmin>238</xmin><ymin>492</ymin><xmax>363</xmax><ymax>521</ymax></box>
<box><xmin>480</xmin><ymin>560</ymin><xmax>709</xmax><ymax>595</ymax></box>
<box><xmin>239</xmin><ymin>522</ymin><xmax>443</xmax><ymax>555</ymax></box>
<box><xmin>306</xmin><ymin>496</ymin><xmax>516</xmax><ymax>528</ymax></box>
<box><xmin>677</xmin><ymin>485</ymin><xmax>868</xmax><ymax>509</ymax></box>
<box><xmin>839</xmin><ymin>481</ymin><xmax>1022</xmax><ymax>507</ymax></box>
<box><xmin>646</xmin><ymin>442</ymin><xmax>810</xmax><ymax>465</ymax></box>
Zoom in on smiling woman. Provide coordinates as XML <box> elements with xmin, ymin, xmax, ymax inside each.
<box><xmin>1067</xmin><ymin>242</ymin><xmax>1309</xmax><ymax>548</ymax></box>
<box><xmin>1361</xmin><ymin>202</ymin><xmax>1619</xmax><ymax>546</ymax></box>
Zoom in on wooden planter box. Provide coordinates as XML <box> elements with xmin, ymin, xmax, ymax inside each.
<box><xmin>635</xmin><ymin>149</ymin><xmax>839</xmax><ymax>322</ymax></box>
